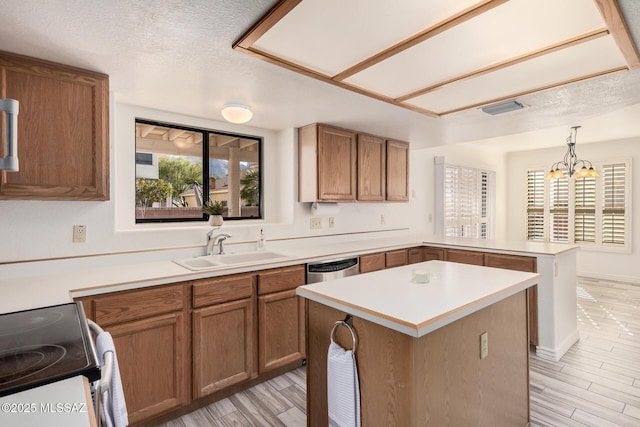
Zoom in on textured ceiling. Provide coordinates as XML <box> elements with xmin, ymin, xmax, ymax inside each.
<box><xmin>0</xmin><ymin>0</ymin><xmax>639</xmax><ymax>151</ymax></box>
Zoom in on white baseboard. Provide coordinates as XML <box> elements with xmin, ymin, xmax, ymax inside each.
<box><xmin>535</xmin><ymin>330</ymin><xmax>580</xmax><ymax>362</ymax></box>
<box><xmin>577</xmin><ymin>272</ymin><xmax>640</xmax><ymax>285</ymax></box>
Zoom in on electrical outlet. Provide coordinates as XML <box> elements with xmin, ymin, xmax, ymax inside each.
<box><xmin>310</xmin><ymin>218</ymin><xmax>322</xmax><ymax>229</ymax></box>
<box><xmin>480</xmin><ymin>332</ymin><xmax>489</xmax><ymax>359</ymax></box>
<box><xmin>73</xmin><ymin>225</ymin><xmax>87</xmax><ymax>243</ymax></box>
<box><xmin>380</xmin><ymin>214</ymin><xmax>386</xmax><ymax>225</ymax></box>
<box><xmin>328</xmin><ymin>217</ymin><xmax>335</xmax><ymax>228</ymax></box>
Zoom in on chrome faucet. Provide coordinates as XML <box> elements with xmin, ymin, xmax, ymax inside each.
<box><xmin>206</xmin><ymin>230</ymin><xmax>232</xmax><ymax>255</ymax></box>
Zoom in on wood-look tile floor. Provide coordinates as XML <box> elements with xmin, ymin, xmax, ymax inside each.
<box><xmin>160</xmin><ymin>278</ymin><xmax>640</xmax><ymax>427</ymax></box>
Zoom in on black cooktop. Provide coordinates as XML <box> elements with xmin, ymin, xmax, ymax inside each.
<box><xmin>0</xmin><ymin>302</ymin><xmax>101</xmax><ymax>397</ymax></box>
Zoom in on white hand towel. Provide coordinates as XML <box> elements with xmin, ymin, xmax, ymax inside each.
<box><xmin>327</xmin><ymin>341</ymin><xmax>361</xmax><ymax>427</ymax></box>
<box><xmin>96</xmin><ymin>331</ymin><xmax>129</xmax><ymax>427</ymax></box>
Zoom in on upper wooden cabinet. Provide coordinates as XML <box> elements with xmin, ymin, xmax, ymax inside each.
<box><xmin>386</xmin><ymin>140</ymin><xmax>409</xmax><ymax>201</ymax></box>
<box><xmin>299</xmin><ymin>123</ymin><xmax>357</xmax><ymax>202</ymax></box>
<box><xmin>0</xmin><ymin>51</ymin><xmax>109</xmax><ymax>200</ymax></box>
<box><xmin>357</xmin><ymin>134</ymin><xmax>385</xmax><ymax>201</ymax></box>
<box><xmin>299</xmin><ymin>123</ymin><xmax>409</xmax><ymax>203</ymax></box>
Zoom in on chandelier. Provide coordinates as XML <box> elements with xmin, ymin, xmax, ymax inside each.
<box><xmin>547</xmin><ymin>126</ymin><xmax>598</xmax><ymax>179</ymax></box>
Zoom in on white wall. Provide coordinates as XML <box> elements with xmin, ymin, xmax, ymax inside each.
<box><xmin>506</xmin><ymin>137</ymin><xmax>639</xmax><ymax>282</ymax></box>
<box><xmin>407</xmin><ymin>143</ymin><xmax>508</xmax><ymax>239</ymax></box>
<box><xmin>0</xmin><ymin>101</ymin><xmax>422</xmax><ymax>265</ymax></box>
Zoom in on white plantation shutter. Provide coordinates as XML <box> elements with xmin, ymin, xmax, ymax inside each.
<box><xmin>527</xmin><ymin>170</ymin><xmax>545</xmax><ymax>241</ymax></box>
<box><xmin>602</xmin><ymin>163</ymin><xmax>626</xmax><ymax>245</ymax></box>
<box><xmin>574</xmin><ymin>177</ymin><xmax>596</xmax><ymax>243</ymax></box>
<box><xmin>526</xmin><ymin>159</ymin><xmax>630</xmax><ymax>251</ymax></box>
<box><xmin>444</xmin><ymin>165</ymin><xmax>492</xmax><ymax>239</ymax></box>
<box><xmin>549</xmin><ymin>175</ymin><xmax>569</xmax><ymax>242</ymax></box>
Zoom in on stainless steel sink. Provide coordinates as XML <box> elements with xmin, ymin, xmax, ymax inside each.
<box><xmin>173</xmin><ymin>250</ymin><xmax>291</xmax><ymax>271</ymax></box>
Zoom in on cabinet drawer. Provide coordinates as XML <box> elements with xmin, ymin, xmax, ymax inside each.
<box><xmin>386</xmin><ymin>249</ymin><xmax>408</xmax><ymax>268</ymax></box>
<box><xmin>193</xmin><ymin>274</ymin><xmax>254</xmax><ymax>308</ymax></box>
<box><xmin>94</xmin><ymin>284</ymin><xmax>184</xmax><ymax>327</ymax></box>
<box><xmin>446</xmin><ymin>249</ymin><xmax>485</xmax><ymax>266</ymax></box>
<box><xmin>423</xmin><ymin>247</ymin><xmax>445</xmax><ymax>261</ymax></box>
<box><xmin>485</xmin><ymin>254</ymin><xmax>537</xmax><ymax>272</ymax></box>
<box><xmin>359</xmin><ymin>252</ymin><xmax>385</xmax><ymax>273</ymax></box>
<box><xmin>258</xmin><ymin>265</ymin><xmax>306</xmax><ymax>295</ymax></box>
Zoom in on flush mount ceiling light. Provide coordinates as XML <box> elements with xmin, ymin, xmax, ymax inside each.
<box><xmin>547</xmin><ymin>126</ymin><xmax>599</xmax><ymax>179</ymax></box>
<box><xmin>221</xmin><ymin>103</ymin><xmax>253</xmax><ymax>124</ymax></box>
<box><xmin>480</xmin><ymin>100</ymin><xmax>525</xmax><ymax>115</ymax></box>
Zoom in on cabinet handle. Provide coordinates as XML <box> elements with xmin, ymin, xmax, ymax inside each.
<box><xmin>0</xmin><ymin>98</ymin><xmax>19</xmax><ymax>171</ymax></box>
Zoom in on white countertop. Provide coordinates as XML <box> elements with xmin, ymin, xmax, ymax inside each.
<box><xmin>0</xmin><ymin>234</ymin><xmax>572</xmax><ymax>314</ymax></box>
<box><xmin>297</xmin><ymin>260</ymin><xmax>540</xmax><ymax>337</ymax></box>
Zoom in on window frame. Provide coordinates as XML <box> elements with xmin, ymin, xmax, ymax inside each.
<box><xmin>135</xmin><ymin>118</ymin><xmax>264</xmax><ymax>224</ymax></box>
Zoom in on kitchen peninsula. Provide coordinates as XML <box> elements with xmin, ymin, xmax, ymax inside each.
<box><xmin>297</xmin><ymin>260</ymin><xmax>540</xmax><ymax>426</ymax></box>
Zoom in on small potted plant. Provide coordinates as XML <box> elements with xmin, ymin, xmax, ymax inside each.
<box><xmin>203</xmin><ymin>200</ymin><xmax>224</xmax><ymax>226</ymax></box>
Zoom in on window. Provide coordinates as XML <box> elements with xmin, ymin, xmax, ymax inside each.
<box><xmin>549</xmin><ymin>175</ymin><xmax>569</xmax><ymax>242</ymax></box>
<box><xmin>526</xmin><ymin>170</ymin><xmax>545</xmax><ymax>241</ymax></box>
<box><xmin>602</xmin><ymin>163</ymin><xmax>626</xmax><ymax>245</ymax></box>
<box><xmin>526</xmin><ymin>160</ymin><xmax>630</xmax><ymax>250</ymax></box>
<box><xmin>441</xmin><ymin>164</ymin><xmax>494</xmax><ymax>239</ymax></box>
<box><xmin>134</xmin><ymin>119</ymin><xmax>262</xmax><ymax>223</ymax></box>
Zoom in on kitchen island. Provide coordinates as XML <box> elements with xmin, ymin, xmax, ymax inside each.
<box><xmin>297</xmin><ymin>260</ymin><xmax>540</xmax><ymax>426</ymax></box>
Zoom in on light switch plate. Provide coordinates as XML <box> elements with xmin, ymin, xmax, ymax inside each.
<box><xmin>480</xmin><ymin>332</ymin><xmax>489</xmax><ymax>359</ymax></box>
<box><xmin>310</xmin><ymin>218</ymin><xmax>322</xmax><ymax>229</ymax></box>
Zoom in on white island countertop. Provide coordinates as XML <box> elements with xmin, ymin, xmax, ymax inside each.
<box><xmin>297</xmin><ymin>260</ymin><xmax>540</xmax><ymax>337</ymax></box>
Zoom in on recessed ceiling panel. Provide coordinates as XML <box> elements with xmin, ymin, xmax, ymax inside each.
<box><xmin>405</xmin><ymin>35</ymin><xmax>627</xmax><ymax>114</ymax></box>
<box><xmin>344</xmin><ymin>0</ymin><xmax>606</xmax><ymax>98</ymax></box>
<box><xmin>237</xmin><ymin>0</ymin><xmax>640</xmax><ymax>117</ymax></box>
<box><xmin>252</xmin><ymin>0</ymin><xmax>481</xmax><ymax>77</ymax></box>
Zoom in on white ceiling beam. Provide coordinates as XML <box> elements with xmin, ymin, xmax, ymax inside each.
<box><xmin>593</xmin><ymin>0</ymin><xmax>640</xmax><ymax>69</ymax></box>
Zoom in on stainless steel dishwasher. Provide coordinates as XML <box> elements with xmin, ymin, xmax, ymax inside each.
<box><xmin>306</xmin><ymin>257</ymin><xmax>359</xmax><ymax>284</ymax></box>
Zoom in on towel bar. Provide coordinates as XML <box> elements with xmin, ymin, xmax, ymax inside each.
<box><xmin>330</xmin><ymin>318</ymin><xmax>357</xmax><ymax>355</ymax></box>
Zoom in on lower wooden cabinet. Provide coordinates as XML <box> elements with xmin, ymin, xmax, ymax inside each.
<box><xmin>193</xmin><ymin>298</ymin><xmax>255</xmax><ymax>398</ymax></box>
<box><xmin>257</xmin><ymin>265</ymin><xmax>306</xmax><ymax>374</ymax></box>
<box><xmin>107</xmin><ymin>312</ymin><xmax>188</xmax><ymax>425</ymax></box>
<box><xmin>408</xmin><ymin>247</ymin><xmax>424</xmax><ymax>264</ymax></box>
<box><xmin>423</xmin><ymin>247</ymin><xmax>446</xmax><ymax>261</ymax></box>
<box><xmin>446</xmin><ymin>249</ymin><xmax>485</xmax><ymax>266</ymax></box>
<box><xmin>359</xmin><ymin>252</ymin><xmax>386</xmax><ymax>273</ymax></box>
<box><xmin>385</xmin><ymin>249</ymin><xmax>408</xmax><ymax>268</ymax></box>
<box><xmin>80</xmin><ymin>283</ymin><xmax>189</xmax><ymax>425</ymax></box>
<box><xmin>258</xmin><ymin>289</ymin><xmax>305</xmax><ymax>373</ymax></box>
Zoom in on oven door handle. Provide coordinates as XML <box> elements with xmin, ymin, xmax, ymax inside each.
<box><xmin>87</xmin><ymin>320</ymin><xmax>114</xmax><ymax>427</ymax></box>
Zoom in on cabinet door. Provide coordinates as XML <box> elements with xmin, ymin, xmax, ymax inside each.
<box><xmin>386</xmin><ymin>249</ymin><xmax>408</xmax><ymax>268</ymax></box>
<box><xmin>193</xmin><ymin>298</ymin><xmax>255</xmax><ymax>398</ymax></box>
<box><xmin>446</xmin><ymin>249</ymin><xmax>485</xmax><ymax>266</ymax></box>
<box><xmin>386</xmin><ymin>140</ymin><xmax>409</xmax><ymax>201</ymax></box>
<box><xmin>357</xmin><ymin>134</ymin><xmax>385</xmax><ymax>201</ymax></box>
<box><xmin>359</xmin><ymin>252</ymin><xmax>386</xmax><ymax>273</ymax></box>
<box><xmin>0</xmin><ymin>51</ymin><xmax>109</xmax><ymax>200</ymax></box>
<box><xmin>107</xmin><ymin>312</ymin><xmax>188</xmax><ymax>425</ymax></box>
<box><xmin>317</xmin><ymin>125</ymin><xmax>357</xmax><ymax>201</ymax></box>
<box><xmin>408</xmin><ymin>247</ymin><xmax>424</xmax><ymax>264</ymax></box>
<box><xmin>258</xmin><ymin>289</ymin><xmax>305</xmax><ymax>373</ymax></box>
<box><xmin>423</xmin><ymin>247</ymin><xmax>446</xmax><ymax>261</ymax></box>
